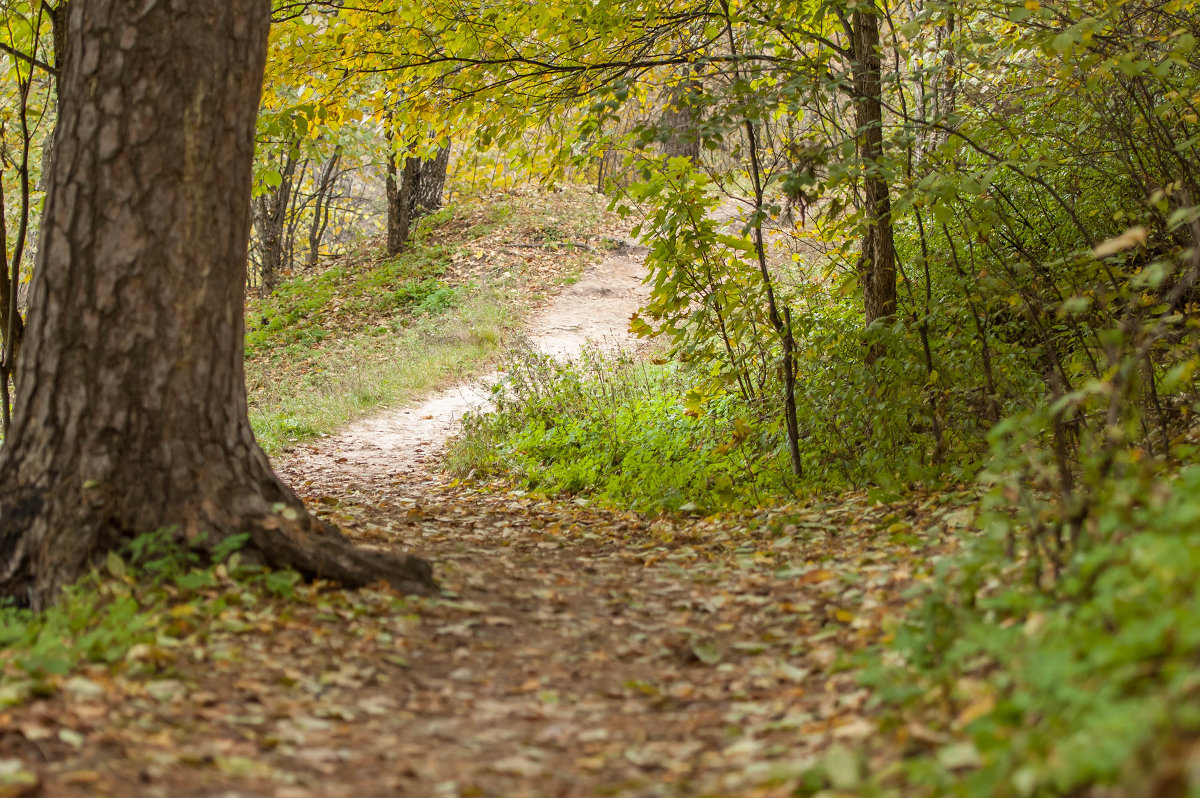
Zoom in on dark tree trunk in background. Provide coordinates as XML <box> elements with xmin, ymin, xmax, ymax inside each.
<box><xmin>0</xmin><ymin>183</ymin><xmax>25</xmax><ymax>387</ymax></box>
<box><xmin>850</xmin><ymin>5</ymin><xmax>898</xmax><ymax>349</ymax></box>
<box><xmin>413</xmin><ymin>145</ymin><xmax>450</xmax><ymax>215</ymax></box>
<box><xmin>307</xmin><ymin>152</ymin><xmax>340</xmax><ymax>270</ymax></box>
<box><xmin>35</xmin><ymin>1</ymin><xmax>69</xmax><ymax>194</ymax></box>
<box><xmin>386</xmin><ymin>153</ymin><xmax>414</xmax><ymax>255</ymax></box>
<box><xmin>386</xmin><ymin>143</ymin><xmax>450</xmax><ymax>256</ymax></box>
<box><xmin>0</xmin><ymin>0</ymin><xmax>435</xmax><ymax>609</ymax></box>
<box><xmin>253</xmin><ymin>149</ymin><xmax>298</xmax><ymax>296</ymax></box>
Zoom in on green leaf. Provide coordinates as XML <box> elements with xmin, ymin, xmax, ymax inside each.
<box><xmin>691</xmin><ymin>642</ymin><xmax>721</xmax><ymax>665</ymax></box>
<box><xmin>1166</xmin><ymin>205</ymin><xmax>1200</xmax><ymax>231</ymax></box>
<box><xmin>1051</xmin><ymin>32</ymin><xmax>1075</xmax><ymax>52</ymax></box>
<box><xmin>1059</xmin><ymin>296</ymin><xmax>1091</xmax><ymax>316</ymax></box>
<box><xmin>1161</xmin><ymin>359</ymin><xmax>1197</xmax><ymax>392</ymax></box>
<box><xmin>937</xmin><ymin>741</ymin><xmax>983</xmax><ymax>771</ymax></box>
<box><xmin>106</xmin><ymin>551</ymin><xmax>126</xmax><ymax>579</ymax></box>
<box><xmin>823</xmin><ymin>745</ymin><xmax>861</xmax><ymax>789</ymax></box>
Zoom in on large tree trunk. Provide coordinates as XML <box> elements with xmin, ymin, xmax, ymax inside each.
<box><xmin>850</xmin><ymin>5</ymin><xmax>898</xmax><ymax>339</ymax></box>
<box><xmin>0</xmin><ymin>0</ymin><xmax>435</xmax><ymax>609</ymax></box>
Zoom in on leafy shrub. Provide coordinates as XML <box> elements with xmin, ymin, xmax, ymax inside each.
<box><xmin>447</xmin><ymin>344</ymin><xmax>798</xmax><ymax>512</ymax></box>
<box><xmin>865</xmin><ymin>416</ymin><xmax>1200</xmax><ymax>796</ymax></box>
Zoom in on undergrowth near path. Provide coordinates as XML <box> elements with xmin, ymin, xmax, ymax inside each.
<box><xmin>245</xmin><ymin>185</ymin><xmax>624</xmax><ymax>454</ymax></box>
<box><xmin>448</xmin><ymin>314</ymin><xmax>1200</xmax><ymax>796</ymax></box>
<box><xmin>448</xmin><ymin>344</ymin><xmax>799</xmax><ymax>513</ymax></box>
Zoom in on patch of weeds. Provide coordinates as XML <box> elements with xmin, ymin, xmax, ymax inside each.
<box><xmin>534</xmin><ymin>222</ymin><xmax>568</xmax><ymax>244</ymax></box>
<box><xmin>245</xmin><ymin>240</ymin><xmax>456</xmax><ymax>357</ymax></box>
<box><xmin>446</xmin><ymin>344</ymin><xmax>797</xmax><ymax>513</ymax></box>
<box><xmin>0</xmin><ymin>530</ymin><xmax>301</xmax><ymax>700</ymax></box>
<box><xmin>412</xmin><ymin>206</ymin><xmax>455</xmax><ymax>237</ymax></box>
<box><xmin>862</xmin><ymin>454</ymin><xmax>1200</xmax><ymax>797</ymax></box>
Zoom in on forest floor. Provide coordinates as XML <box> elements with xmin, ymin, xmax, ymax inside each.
<box><xmin>0</xmin><ymin>193</ymin><xmax>969</xmax><ymax>798</ymax></box>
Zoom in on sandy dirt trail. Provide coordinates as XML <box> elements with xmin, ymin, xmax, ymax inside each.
<box><xmin>274</xmin><ymin>238</ymin><xmax>650</xmax><ymax>488</ymax></box>
<box><xmin>0</xmin><ymin>202</ymin><xmax>940</xmax><ymax>798</ymax></box>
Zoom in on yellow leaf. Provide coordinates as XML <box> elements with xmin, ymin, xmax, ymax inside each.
<box><xmin>800</xmin><ymin>569</ymin><xmax>835</xmax><ymax>584</ymax></box>
<box><xmin>1092</xmin><ymin>226</ymin><xmax>1147</xmax><ymax>258</ymax></box>
<box><xmin>955</xmin><ymin>694</ymin><xmax>996</xmax><ymax>727</ymax></box>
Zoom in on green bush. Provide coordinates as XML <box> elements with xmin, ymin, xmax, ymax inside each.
<box><xmin>864</xmin><ymin>430</ymin><xmax>1200</xmax><ymax>796</ymax></box>
<box><xmin>447</xmin><ymin>344</ymin><xmax>797</xmax><ymax>512</ymax></box>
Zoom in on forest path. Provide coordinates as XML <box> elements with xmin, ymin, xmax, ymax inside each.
<box><xmin>8</xmin><ymin>475</ymin><xmax>941</xmax><ymax>798</ymax></box>
<box><xmin>272</xmin><ymin>236</ymin><xmax>650</xmax><ymax>489</ymax></box>
<box><xmin>232</xmin><ymin>209</ymin><xmax>936</xmax><ymax>796</ymax></box>
<box><xmin>187</xmin><ymin>474</ymin><xmax>927</xmax><ymax>798</ymax></box>
<box><xmin>1</xmin><ymin>206</ymin><xmax>956</xmax><ymax>797</ymax></box>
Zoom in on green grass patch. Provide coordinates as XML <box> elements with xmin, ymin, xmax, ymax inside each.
<box><xmin>0</xmin><ymin>531</ymin><xmax>302</xmax><ymax>699</ymax></box>
<box><xmin>446</xmin><ymin>345</ymin><xmax>798</xmax><ymax>513</ymax></box>
<box><xmin>245</xmin><ymin>209</ymin><xmax>462</xmax><ymax>357</ymax></box>
<box><xmin>248</xmin><ymin>290</ymin><xmax>509</xmax><ymax>455</ymax></box>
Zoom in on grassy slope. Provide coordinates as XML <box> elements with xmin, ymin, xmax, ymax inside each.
<box><xmin>244</xmin><ymin>185</ymin><xmax>621</xmax><ymax>455</ymax></box>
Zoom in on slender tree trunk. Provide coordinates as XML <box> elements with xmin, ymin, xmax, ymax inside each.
<box><xmin>0</xmin><ymin>118</ymin><xmax>28</xmax><ymax>412</ymax></box>
<box><xmin>660</xmin><ymin>75</ymin><xmax>701</xmax><ymax>163</ymax></box>
<box><xmin>386</xmin><ymin>152</ymin><xmax>407</xmax><ymax>256</ymax></box>
<box><xmin>387</xmin><ymin>155</ymin><xmax>419</xmax><ymax>256</ymax></box>
<box><xmin>0</xmin><ymin>0</ymin><xmax>434</xmax><ymax>609</ymax></box>
<box><xmin>397</xmin><ymin>157</ymin><xmax>419</xmax><ymax>248</ymax></box>
<box><xmin>850</xmin><ymin>5</ymin><xmax>898</xmax><ymax>343</ymax></box>
<box><xmin>307</xmin><ymin>152</ymin><xmax>340</xmax><ymax>270</ymax></box>
<box><xmin>282</xmin><ymin>159</ymin><xmax>308</xmax><ymax>276</ymax></box>
<box><xmin>3</xmin><ymin>1</ymin><xmax>58</xmax><ymax>423</ymax></box>
<box><xmin>34</xmin><ymin>0</ymin><xmax>69</xmax><ymax>195</ymax></box>
<box><xmin>254</xmin><ymin>149</ymin><xmax>298</xmax><ymax>296</ymax></box>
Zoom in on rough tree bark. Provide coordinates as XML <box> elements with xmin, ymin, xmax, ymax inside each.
<box><xmin>386</xmin><ymin>141</ymin><xmax>450</xmax><ymax>256</ymax></box>
<box><xmin>850</xmin><ymin>5</ymin><xmax>898</xmax><ymax>340</ymax></box>
<box><xmin>0</xmin><ymin>0</ymin><xmax>435</xmax><ymax>609</ymax></box>
<box><xmin>413</xmin><ymin>145</ymin><xmax>450</xmax><ymax>216</ymax></box>
<box><xmin>386</xmin><ymin>153</ymin><xmax>418</xmax><ymax>256</ymax></box>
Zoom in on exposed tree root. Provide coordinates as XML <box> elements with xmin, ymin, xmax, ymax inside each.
<box><xmin>250</xmin><ymin>514</ymin><xmax>436</xmax><ymax>596</ymax></box>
